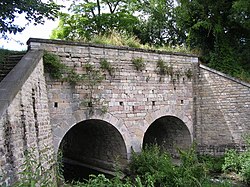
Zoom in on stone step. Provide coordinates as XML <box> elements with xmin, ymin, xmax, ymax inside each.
<box><xmin>0</xmin><ymin>52</ymin><xmax>26</xmax><ymax>82</ymax></box>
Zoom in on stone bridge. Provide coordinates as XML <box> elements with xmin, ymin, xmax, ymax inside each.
<box><xmin>0</xmin><ymin>38</ymin><xmax>249</xmax><ymax>185</ymax></box>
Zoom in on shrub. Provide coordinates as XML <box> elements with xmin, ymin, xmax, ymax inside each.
<box><xmin>100</xmin><ymin>58</ymin><xmax>115</xmax><ymax>77</ymax></box>
<box><xmin>43</xmin><ymin>51</ymin><xmax>68</xmax><ymax>79</ymax></box>
<box><xmin>156</xmin><ymin>59</ymin><xmax>173</xmax><ymax>77</ymax></box>
<box><xmin>175</xmin><ymin>146</ymin><xmax>208</xmax><ymax>187</ymax></box>
<box><xmin>132</xmin><ymin>57</ymin><xmax>145</xmax><ymax>71</ymax></box>
<box><xmin>128</xmin><ymin>144</ymin><xmax>215</xmax><ymax>187</ymax></box>
<box><xmin>222</xmin><ymin>149</ymin><xmax>241</xmax><ymax>173</ymax></box>
<box><xmin>13</xmin><ymin>148</ymin><xmax>56</xmax><ymax>187</ymax></box>
<box><xmin>129</xmin><ymin>144</ymin><xmax>175</xmax><ymax>186</ymax></box>
<box><xmin>222</xmin><ymin>135</ymin><xmax>250</xmax><ymax>184</ymax></box>
<box><xmin>198</xmin><ymin>155</ymin><xmax>225</xmax><ymax>173</ymax></box>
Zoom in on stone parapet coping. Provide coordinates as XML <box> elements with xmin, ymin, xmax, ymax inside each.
<box><xmin>0</xmin><ymin>50</ymin><xmax>43</xmax><ymax>117</ymax></box>
<box><xmin>27</xmin><ymin>38</ymin><xmax>198</xmax><ymax>58</ymax></box>
<box><xmin>200</xmin><ymin>64</ymin><xmax>250</xmax><ymax>88</ymax></box>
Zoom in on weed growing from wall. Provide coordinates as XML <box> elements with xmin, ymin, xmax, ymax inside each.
<box><xmin>80</xmin><ymin>63</ymin><xmax>106</xmax><ymax>115</ymax></box>
<box><xmin>43</xmin><ymin>51</ymin><xmax>84</xmax><ymax>84</ymax></box>
<box><xmin>43</xmin><ymin>51</ymin><xmax>68</xmax><ymax>79</ymax></box>
<box><xmin>156</xmin><ymin>59</ymin><xmax>174</xmax><ymax>82</ymax></box>
<box><xmin>13</xmin><ymin>148</ymin><xmax>56</xmax><ymax>187</ymax></box>
<box><xmin>185</xmin><ymin>68</ymin><xmax>193</xmax><ymax>79</ymax></box>
<box><xmin>156</xmin><ymin>59</ymin><xmax>173</xmax><ymax>77</ymax></box>
<box><xmin>43</xmin><ymin>52</ymin><xmax>108</xmax><ymax>115</ymax></box>
<box><xmin>132</xmin><ymin>57</ymin><xmax>145</xmax><ymax>71</ymax></box>
<box><xmin>100</xmin><ymin>58</ymin><xmax>115</xmax><ymax>77</ymax></box>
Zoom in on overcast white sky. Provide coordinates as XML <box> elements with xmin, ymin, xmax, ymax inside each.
<box><xmin>0</xmin><ymin>0</ymin><xmax>70</xmax><ymax>51</ymax></box>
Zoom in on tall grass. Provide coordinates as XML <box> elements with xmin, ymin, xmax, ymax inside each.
<box><xmin>81</xmin><ymin>31</ymin><xmax>192</xmax><ymax>54</ymax></box>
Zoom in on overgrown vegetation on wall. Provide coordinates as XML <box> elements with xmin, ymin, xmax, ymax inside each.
<box><xmin>51</xmin><ymin>0</ymin><xmax>250</xmax><ymax>83</ymax></box>
<box><xmin>43</xmin><ymin>52</ymin><xmax>107</xmax><ymax>115</ymax></box>
<box><xmin>99</xmin><ymin>58</ymin><xmax>115</xmax><ymax>77</ymax></box>
<box><xmin>132</xmin><ymin>57</ymin><xmax>145</xmax><ymax>71</ymax></box>
<box><xmin>43</xmin><ymin>51</ymin><xmax>68</xmax><ymax>79</ymax></box>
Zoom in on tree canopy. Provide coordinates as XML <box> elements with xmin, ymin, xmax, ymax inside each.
<box><xmin>176</xmin><ymin>0</ymin><xmax>250</xmax><ymax>80</ymax></box>
<box><xmin>51</xmin><ymin>0</ymin><xmax>139</xmax><ymax>40</ymax></box>
<box><xmin>0</xmin><ymin>0</ymin><xmax>61</xmax><ymax>38</ymax></box>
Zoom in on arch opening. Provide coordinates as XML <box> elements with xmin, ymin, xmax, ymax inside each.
<box><xmin>59</xmin><ymin>119</ymin><xmax>127</xmax><ymax>182</ymax></box>
<box><xmin>143</xmin><ymin>116</ymin><xmax>192</xmax><ymax>157</ymax></box>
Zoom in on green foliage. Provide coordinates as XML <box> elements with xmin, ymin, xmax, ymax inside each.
<box><xmin>129</xmin><ymin>144</ymin><xmax>176</xmax><ymax>186</ymax></box>
<box><xmin>198</xmin><ymin>155</ymin><xmax>225</xmax><ymax>174</ymax></box>
<box><xmin>43</xmin><ymin>54</ymin><xmax>108</xmax><ymax>115</ymax></box>
<box><xmin>51</xmin><ymin>0</ymin><xmax>139</xmax><ymax>41</ymax></box>
<box><xmin>80</xmin><ymin>63</ymin><xmax>106</xmax><ymax>115</ymax></box>
<box><xmin>156</xmin><ymin>59</ymin><xmax>173</xmax><ymax>77</ymax></box>
<box><xmin>43</xmin><ymin>51</ymin><xmax>68</xmax><ymax>79</ymax></box>
<box><xmin>128</xmin><ymin>144</ymin><xmax>219</xmax><ymax>187</ymax></box>
<box><xmin>185</xmin><ymin>68</ymin><xmax>193</xmax><ymax>79</ymax></box>
<box><xmin>13</xmin><ymin>148</ymin><xmax>55</xmax><ymax>187</ymax></box>
<box><xmin>0</xmin><ymin>0</ymin><xmax>61</xmax><ymax>38</ymax></box>
<box><xmin>100</xmin><ymin>58</ymin><xmax>115</xmax><ymax>77</ymax></box>
<box><xmin>222</xmin><ymin>149</ymin><xmax>241</xmax><ymax>173</ymax></box>
<box><xmin>176</xmin><ymin>0</ymin><xmax>250</xmax><ymax>83</ymax></box>
<box><xmin>132</xmin><ymin>57</ymin><xmax>145</xmax><ymax>71</ymax></box>
<box><xmin>83</xmin><ymin>63</ymin><xmax>104</xmax><ymax>88</ymax></box>
<box><xmin>175</xmin><ymin>146</ymin><xmax>208</xmax><ymax>187</ymax></box>
<box><xmin>11</xmin><ymin>144</ymin><xmax>238</xmax><ymax>187</ymax></box>
<box><xmin>90</xmin><ymin>31</ymin><xmax>142</xmax><ymax>48</ymax></box>
<box><xmin>134</xmin><ymin>0</ymin><xmax>186</xmax><ymax>46</ymax></box>
<box><xmin>222</xmin><ymin>136</ymin><xmax>250</xmax><ymax>184</ymax></box>
<box><xmin>50</xmin><ymin>0</ymin><xmax>250</xmax><ymax>82</ymax></box>
<box><xmin>43</xmin><ymin>51</ymin><xmax>85</xmax><ymax>84</ymax></box>
<box><xmin>63</xmin><ymin>69</ymin><xmax>84</xmax><ymax>84</ymax></box>
<box><xmin>0</xmin><ymin>49</ymin><xmax>11</xmax><ymax>64</ymax></box>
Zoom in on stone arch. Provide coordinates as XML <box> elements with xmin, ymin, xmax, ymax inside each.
<box><xmin>59</xmin><ymin>119</ymin><xmax>127</xmax><ymax>170</ymax></box>
<box><xmin>57</xmin><ymin>118</ymin><xmax>129</xmax><ymax>181</ymax></box>
<box><xmin>53</xmin><ymin>112</ymin><xmax>132</xmax><ymax>158</ymax></box>
<box><xmin>142</xmin><ymin>107</ymin><xmax>193</xmax><ymax>156</ymax></box>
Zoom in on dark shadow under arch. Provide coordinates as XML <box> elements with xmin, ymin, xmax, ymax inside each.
<box><xmin>59</xmin><ymin>119</ymin><xmax>127</xmax><ymax>181</ymax></box>
<box><xmin>143</xmin><ymin>116</ymin><xmax>192</xmax><ymax>157</ymax></box>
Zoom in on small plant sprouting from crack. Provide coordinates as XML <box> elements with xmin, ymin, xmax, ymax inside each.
<box><xmin>132</xmin><ymin>57</ymin><xmax>145</xmax><ymax>71</ymax></box>
<box><xmin>185</xmin><ymin>68</ymin><xmax>193</xmax><ymax>79</ymax></box>
<box><xmin>156</xmin><ymin>59</ymin><xmax>174</xmax><ymax>82</ymax></box>
<box><xmin>100</xmin><ymin>58</ymin><xmax>115</xmax><ymax>77</ymax></box>
<box><xmin>80</xmin><ymin>63</ymin><xmax>107</xmax><ymax>115</ymax></box>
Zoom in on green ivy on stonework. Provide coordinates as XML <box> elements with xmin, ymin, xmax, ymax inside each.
<box><xmin>43</xmin><ymin>51</ymin><xmax>68</xmax><ymax>79</ymax></box>
<box><xmin>43</xmin><ymin>51</ymin><xmax>83</xmax><ymax>84</ymax></box>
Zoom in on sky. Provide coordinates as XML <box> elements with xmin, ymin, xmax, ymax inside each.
<box><xmin>0</xmin><ymin>0</ymin><xmax>70</xmax><ymax>51</ymax></box>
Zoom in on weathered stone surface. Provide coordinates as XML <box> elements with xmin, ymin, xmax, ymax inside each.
<box><xmin>0</xmin><ymin>56</ymin><xmax>54</xmax><ymax>186</ymax></box>
<box><xmin>196</xmin><ymin>65</ymin><xmax>250</xmax><ymax>155</ymax></box>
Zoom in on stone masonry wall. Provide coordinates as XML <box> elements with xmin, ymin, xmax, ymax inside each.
<box><xmin>28</xmin><ymin>38</ymin><xmax>199</xmax><ymax>158</ymax></box>
<box><xmin>197</xmin><ymin>65</ymin><xmax>250</xmax><ymax>155</ymax></box>
<box><xmin>0</xmin><ymin>57</ymin><xmax>54</xmax><ymax>186</ymax></box>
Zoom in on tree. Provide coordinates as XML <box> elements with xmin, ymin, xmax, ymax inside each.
<box><xmin>134</xmin><ymin>0</ymin><xmax>186</xmax><ymax>46</ymax></box>
<box><xmin>0</xmin><ymin>0</ymin><xmax>61</xmax><ymax>38</ymax></box>
<box><xmin>51</xmin><ymin>0</ymin><xmax>139</xmax><ymax>40</ymax></box>
<box><xmin>176</xmin><ymin>0</ymin><xmax>250</xmax><ymax>80</ymax></box>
